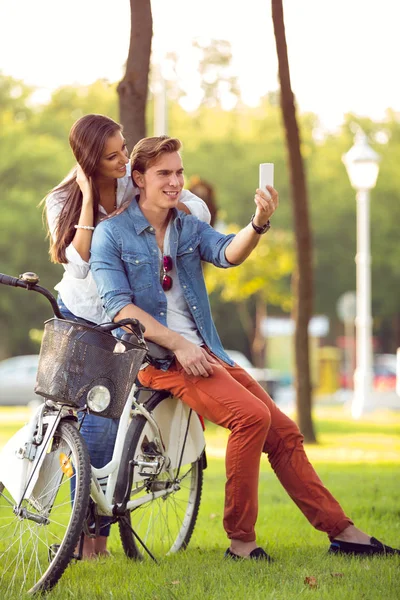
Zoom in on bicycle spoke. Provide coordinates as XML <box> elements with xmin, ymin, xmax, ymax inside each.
<box><xmin>0</xmin><ymin>422</ymin><xmax>90</xmax><ymax>594</ymax></box>
<box><xmin>127</xmin><ymin>464</ymin><xmax>201</xmax><ymax>555</ymax></box>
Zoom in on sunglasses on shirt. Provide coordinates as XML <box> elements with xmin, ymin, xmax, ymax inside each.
<box><xmin>161</xmin><ymin>255</ymin><xmax>173</xmax><ymax>292</ymax></box>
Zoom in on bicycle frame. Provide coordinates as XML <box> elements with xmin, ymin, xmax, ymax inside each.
<box><xmin>89</xmin><ymin>382</ymin><xmax>205</xmax><ymax>516</ymax></box>
<box><xmin>0</xmin><ymin>379</ymin><xmax>205</xmax><ymax>518</ymax></box>
<box><xmin>0</xmin><ymin>270</ymin><xmax>207</xmax><ymax>592</ymax></box>
<box><xmin>0</xmin><ymin>403</ymin><xmax>67</xmax><ymax>506</ymax></box>
<box><xmin>0</xmin><ymin>271</ymin><xmax>205</xmax><ymax>523</ymax></box>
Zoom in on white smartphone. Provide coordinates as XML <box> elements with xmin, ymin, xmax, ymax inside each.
<box><xmin>259</xmin><ymin>163</ymin><xmax>274</xmax><ymax>197</ymax></box>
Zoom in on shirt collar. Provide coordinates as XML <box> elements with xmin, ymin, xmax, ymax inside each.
<box><xmin>127</xmin><ymin>200</ymin><xmax>182</xmax><ymax>235</ymax></box>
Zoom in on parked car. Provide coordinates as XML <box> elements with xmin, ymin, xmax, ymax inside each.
<box><xmin>340</xmin><ymin>353</ymin><xmax>397</xmax><ymax>391</ymax></box>
<box><xmin>373</xmin><ymin>353</ymin><xmax>397</xmax><ymax>392</ymax></box>
<box><xmin>0</xmin><ymin>355</ymin><xmax>41</xmax><ymax>406</ymax></box>
<box><xmin>225</xmin><ymin>349</ymin><xmax>279</xmax><ymax>397</ymax></box>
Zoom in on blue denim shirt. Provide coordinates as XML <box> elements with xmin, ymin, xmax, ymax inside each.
<box><xmin>90</xmin><ymin>199</ymin><xmax>236</xmax><ymax>369</ymax></box>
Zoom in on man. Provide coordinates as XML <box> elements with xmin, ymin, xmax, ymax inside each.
<box><xmin>90</xmin><ymin>136</ymin><xmax>399</xmax><ymax>560</ymax></box>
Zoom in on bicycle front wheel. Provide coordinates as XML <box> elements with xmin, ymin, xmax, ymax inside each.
<box><xmin>117</xmin><ymin>391</ymin><xmax>204</xmax><ymax>560</ymax></box>
<box><xmin>0</xmin><ymin>420</ymin><xmax>91</xmax><ymax>596</ymax></box>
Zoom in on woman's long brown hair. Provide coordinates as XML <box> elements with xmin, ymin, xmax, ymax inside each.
<box><xmin>44</xmin><ymin>114</ymin><xmax>122</xmax><ymax>264</ymax></box>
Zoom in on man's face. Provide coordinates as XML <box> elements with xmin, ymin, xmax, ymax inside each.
<box><xmin>136</xmin><ymin>151</ymin><xmax>184</xmax><ymax>209</ymax></box>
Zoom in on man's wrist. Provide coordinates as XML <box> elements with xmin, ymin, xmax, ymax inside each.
<box><xmin>250</xmin><ymin>214</ymin><xmax>271</xmax><ymax>235</ymax></box>
<box><xmin>167</xmin><ymin>331</ymin><xmax>187</xmax><ymax>352</ymax></box>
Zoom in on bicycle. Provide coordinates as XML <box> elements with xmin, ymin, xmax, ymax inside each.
<box><xmin>0</xmin><ymin>272</ymin><xmax>206</xmax><ymax>596</ymax></box>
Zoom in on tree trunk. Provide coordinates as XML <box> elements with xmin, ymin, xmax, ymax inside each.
<box><xmin>117</xmin><ymin>0</ymin><xmax>153</xmax><ymax>152</ymax></box>
<box><xmin>271</xmin><ymin>0</ymin><xmax>316</xmax><ymax>442</ymax></box>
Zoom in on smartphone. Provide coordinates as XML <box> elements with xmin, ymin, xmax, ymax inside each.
<box><xmin>259</xmin><ymin>163</ymin><xmax>274</xmax><ymax>197</ymax></box>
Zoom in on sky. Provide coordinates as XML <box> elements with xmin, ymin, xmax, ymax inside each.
<box><xmin>1</xmin><ymin>0</ymin><xmax>400</xmax><ymax>130</ymax></box>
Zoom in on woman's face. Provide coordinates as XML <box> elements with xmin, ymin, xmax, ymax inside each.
<box><xmin>96</xmin><ymin>131</ymin><xmax>129</xmax><ymax>180</ymax></box>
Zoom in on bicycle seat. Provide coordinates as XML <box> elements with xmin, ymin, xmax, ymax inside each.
<box><xmin>146</xmin><ymin>341</ymin><xmax>174</xmax><ymax>362</ymax></box>
<box><xmin>121</xmin><ymin>334</ymin><xmax>174</xmax><ymax>362</ymax></box>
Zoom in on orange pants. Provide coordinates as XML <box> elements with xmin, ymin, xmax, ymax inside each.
<box><xmin>138</xmin><ymin>351</ymin><xmax>352</xmax><ymax>543</ymax></box>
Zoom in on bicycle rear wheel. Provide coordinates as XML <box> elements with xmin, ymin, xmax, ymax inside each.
<box><xmin>116</xmin><ymin>391</ymin><xmax>204</xmax><ymax>560</ymax></box>
<box><xmin>0</xmin><ymin>420</ymin><xmax>91</xmax><ymax>595</ymax></box>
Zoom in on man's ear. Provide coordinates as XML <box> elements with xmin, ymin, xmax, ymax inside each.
<box><xmin>132</xmin><ymin>169</ymin><xmax>144</xmax><ymax>188</ymax></box>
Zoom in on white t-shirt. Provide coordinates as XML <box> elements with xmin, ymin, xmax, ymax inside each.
<box><xmin>162</xmin><ymin>222</ymin><xmax>203</xmax><ymax>346</ymax></box>
<box><xmin>46</xmin><ymin>163</ymin><xmax>211</xmax><ymax>324</ymax></box>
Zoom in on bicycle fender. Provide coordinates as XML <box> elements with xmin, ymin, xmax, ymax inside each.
<box><xmin>150</xmin><ymin>396</ymin><xmax>205</xmax><ymax>471</ymax></box>
<box><xmin>115</xmin><ymin>392</ymin><xmax>206</xmax><ymax>501</ymax></box>
<box><xmin>0</xmin><ymin>413</ymin><xmax>62</xmax><ymax>505</ymax></box>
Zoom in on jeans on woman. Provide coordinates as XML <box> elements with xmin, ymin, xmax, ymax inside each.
<box><xmin>58</xmin><ymin>296</ymin><xmax>119</xmax><ymax>537</ymax></box>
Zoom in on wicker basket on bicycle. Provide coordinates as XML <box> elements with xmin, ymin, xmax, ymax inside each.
<box><xmin>35</xmin><ymin>318</ymin><xmax>147</xmax><ymax>419</ymax></box>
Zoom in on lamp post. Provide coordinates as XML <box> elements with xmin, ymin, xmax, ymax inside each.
<box><xmin>342</xmin><ymin>131</ymin><xmax>380</xmax><ymax>418</ymax></box>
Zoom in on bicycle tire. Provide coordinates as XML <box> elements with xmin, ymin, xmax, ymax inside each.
<box><xmin>116</xmin><ymin>391</ymin><xmax>203</xmax><ymax>560</ymax></box>
<box><xmin>0</xmin><ymin>420</ymin><xmax>91</xmax><ymax>595</ymax></box>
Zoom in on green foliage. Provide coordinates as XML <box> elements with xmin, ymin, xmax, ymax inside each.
<box><xmin>205</xmin><ymin>227</ymin><xmax>294</xmax><ymax>309</ymax></box>
<box><xmin>34</xmin><ymin>80</ymin><xmax>119</xmax><ymax>145</ymax></box>
<box><xmin>1</xmin><ymin>73</ymin><xmax>400</xmax><ymax>357</ymax></box>
<box><xmin>204</xmin><ymin>226</ymin><xmax>294</xmax><ymax>362</ymax></box>
<box><xmin>170</xmin><ymin>97</ymin><xmax>291</xmax><ymax>228</ymax></box>
<box><xmin>0</xmin><ymin>76</ymin><xmax>120</xmax><ymax>357</ymax></box>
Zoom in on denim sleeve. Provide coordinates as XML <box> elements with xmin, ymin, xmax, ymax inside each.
<box><xmin>90</xmin><ymin>224</ymin><xmax>133</xmax><ymax>320</ymax></box>
<box><xmin>196</xmin><ymin>221</ymin><xmax>236</xmax><ymax>268</ymax></box>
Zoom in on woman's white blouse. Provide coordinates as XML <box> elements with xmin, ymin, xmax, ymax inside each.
<box><xmin>46</xmin><ymin>163</ymin><xmax>211</xmax><ymax>324</ymax></box>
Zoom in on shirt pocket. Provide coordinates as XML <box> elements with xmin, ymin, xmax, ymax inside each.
<box><xmin>176</xmin><ymin>236</ymin><xmax>201</xmax><ymax>275</ymax></box>
<box><xmin>121</xmin><ymin>252</ymin><xmax>153</xmax><ymax>291</ymax></box>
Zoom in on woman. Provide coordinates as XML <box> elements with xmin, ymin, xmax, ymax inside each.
<box><xmin>45</xmin><ymin>114</ymin><xmax>211</xmax><ymax>558</ymax></box>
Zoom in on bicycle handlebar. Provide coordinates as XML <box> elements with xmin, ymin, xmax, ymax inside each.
<box><xmin>0</xmin><ymin>273</ymin><xmax>22</xmax><ymax>287</ymax></box>
<box><xmin>0</xmin><ymin>272</ymin><xmax>146</xmax><ymax>343</ymax></box>
<box><xmin>96</xmin><ymin>318</ymin><xmax>146</xmax><ymax>343</ymax></box>
<box><xmin>0</xmin><ymin>271</ymin><xmax>64</xmax><ymax>318</ymax></box>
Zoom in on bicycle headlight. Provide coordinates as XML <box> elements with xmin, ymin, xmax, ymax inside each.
<box><xmin>87</xmin><ymin>385</ymin><xmax>111</xmax><ymax>412</ymax></box>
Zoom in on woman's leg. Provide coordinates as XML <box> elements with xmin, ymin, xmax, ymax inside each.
<box><xmin>78</xmin><ymin>414</ymin><xmax>119</xmax><ymax>543</ymax></box>
<box><xmin>58</xmin><ymin>296</ymin><xmax>118</xmax><ymax>554</ymax></box>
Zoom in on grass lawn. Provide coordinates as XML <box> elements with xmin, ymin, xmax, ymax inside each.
<box><xmin>1</xmin><ymin>404</ymin><xmax>399</xmax><ymax>599</ymax></box>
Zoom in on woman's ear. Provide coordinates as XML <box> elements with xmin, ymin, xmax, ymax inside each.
<box><xmin>132</xmin><ymin>169</ymin><xmax>144</xmax><ymax>188</ymax></box>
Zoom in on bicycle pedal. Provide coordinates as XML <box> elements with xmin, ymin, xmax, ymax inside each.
<box><xmin>136</xmin><ymin>454</ymin><xmax>165</xmax><ymax>476</ymax></box>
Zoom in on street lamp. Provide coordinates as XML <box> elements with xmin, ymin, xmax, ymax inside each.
<box><xmin>342</xmin><ymin>131</ymin><xmax>380</xmax><ymax>419</ymax></box>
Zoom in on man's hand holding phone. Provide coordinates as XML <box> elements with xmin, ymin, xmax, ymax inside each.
<box><xmin>259</xmin><ymin>163</ymin><xmax>274</xmax><ymax>196</ymax></box>
<box><xmin>253</xmin><ymin>163</ymin><xmax>278</xmax><ymax>226</ymax></box>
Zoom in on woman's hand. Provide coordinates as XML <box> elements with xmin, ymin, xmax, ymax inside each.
<box><xmin>177</xmin><ymin>202</ymin><xmax>191</xmax><ymax>214</ymax></box>
<box><xmin>76</xmin><ymin>165</ymin><xmax>92</xmax><ymax>204</ymax></box>
<box><xmin>72</xmin><ymin>165</ymin><xmax>95</xmax><ymax>261</ymax></box>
